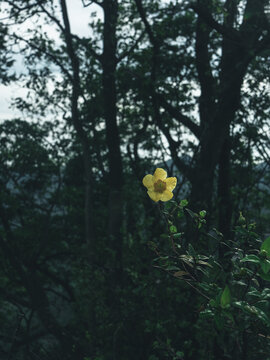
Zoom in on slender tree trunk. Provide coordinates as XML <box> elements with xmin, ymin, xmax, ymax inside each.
<box><xmin>60</xmin><ymin>0</ymin><xmax>96</xmax><ymax>251</ymax></box>
<box><xmin>101</xmin><ymin>5</ymin><xmax>124</xmax><ymax>356</ymax></box>
<box><xmin>217</xmin><ymin>0</ymin><xmax>236</xmax><ymax>245</ymax></box>
<box><xmin>102</xmin><ymin>0</ymin><xmax>123</xmax><ymax>278</ymax></box>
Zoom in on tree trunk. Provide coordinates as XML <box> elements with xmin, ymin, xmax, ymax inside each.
<box><xmin>102</xmin><ymin>0</ymin><xmax>123</xmax><ymax>278</ymax></box>
<box><xmin>190</xmin><ymin>36</ymin><xmax>249</xmax><ymax>215</ymax></box>
<box><xmin>60</xmin><ymin>0</ymin><xmax>96</xmax><ymax>251</ymax></box>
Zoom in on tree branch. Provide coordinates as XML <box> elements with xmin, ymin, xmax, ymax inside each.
<box><xmin>81</xmin><ymin>0</ymin><xmax>103</xmax><ymax>7</ymax></box>
<box><xmin>152</xmin><ymin>92</ymin><xmax>192</xmax><ymax>178</ymax></box>
<box><xmin>36</xmin><ymin>264</ymin><xmax>75</xmax><ymax>302</ymax></box>
<box><xmin>11</xmin><ymin>34</ymin><xmax>73</xmax><ymax>82</ymax></box>
<box><xmin>135</xmin><ymin>0</ymin><xmax>199</xmax><ymax>138</ymax></box>
<box><xmin>117</xmin><ymin>30</ymin><xmax>146</xmax><ymax>62</ymax></box>
<box><xmin>39</xmin><ymin>3</ymin><xmax>65</xmax><ymax>33</ymax></box>
<box><xmin>134</xmin><ymin>0</ymin><xmax>158</xmax><ymax>47</ymax></box>
<box><xmin>135</xmin><ymin>0</ymin><xmax>193</xmax><ymax>178</ymax></box>
<box><xmin>190</xmin><ymin>2</ymin><xmax>242</xmax><ymax>43</ymax></box>
<box><xmin>156</xmin><ymin>93</ymin><xmax>201</xmax><ymax>138</ymax></box>
<box><xmin>1</xmin><ymin>0</ymin><xmax>45</xmax><ymax>21</ymax></box>
<box><xmin>72</xmin><ymin>34</ymin><xmax>102</xmax><ymax>62</ymax></box>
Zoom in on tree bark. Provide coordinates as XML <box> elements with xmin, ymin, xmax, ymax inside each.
<box><xmin>189</xmin><ymin>64</ymin><xmax>247</xmax><ymax>214</ymax></box>
<box><xmin>102</xmin><ymin>0</ymin><xmax>123</xmax><ymax>278</ymax></box>
<box><xmin>59</xmin><ymin>0</ymin><xmax>96</xmax><ymax>251</ymax></box>
<box><xmin>190</xmin><ymin>9</ymin><xmax>250</xmax><ymax>214</ymax></box>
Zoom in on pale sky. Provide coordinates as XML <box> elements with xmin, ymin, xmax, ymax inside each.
<box><xmin>0</xmin><ymin>0</ymin><xmax>102</xmax><ymax>121</ymax></box>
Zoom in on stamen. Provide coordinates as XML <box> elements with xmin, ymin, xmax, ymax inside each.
<box><xmin>154</xmin><ymin>179</ymin><xmax>166</xmax><ymax>193</ymax></box>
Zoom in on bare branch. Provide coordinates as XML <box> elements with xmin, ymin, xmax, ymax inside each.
<box><xmin>39</xmin><ymin>3</ymin><xmax>65</xmax><ymax>33</ymax></box>
<box><xmin>11</xmin><ymin>34</ymin><xmax>73</xmax><ymax>82</ymax></box>
<box><xmin>152</xmin><ymin>92</ymin><xmax>192</xmax><ymax>178</ymax></box>
<box><xmin>1</xmin><ymin>0</ymin><xmax>45</xmax><ymax>19</ymax></box>
<box><xmin>81</xmin><ymin>0</ymin><xmax>103</xmax><ymax>7</ymax></box>
<box><xmin>39</xmin><ymin>3</ymin><xmax>102</xmax><ymax>62</ymax></box>
<box><xmin>156</xmin><ymin>93</ymin><xmax>201</xmax><ymax>138</ymax></box>
<box><xmin>134</xmin><ymin>0</ymin><xmax>158</xmax><ymax>47</ymax></box>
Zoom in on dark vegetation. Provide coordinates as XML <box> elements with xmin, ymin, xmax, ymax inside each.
<box><xmin>1</xmin><ymin>0</ymin><xmax>270</xmax><ymax>359</ymax></box>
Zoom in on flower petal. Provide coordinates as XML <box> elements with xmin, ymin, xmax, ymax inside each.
<box><xmin>142</xmin><ymin>174</ymin><xmax>154</xmax><ymax>189</ymax></box>
<box><xmin>160</xmin><ymin>190</ymin><xmax>173</xmax><ymax>202</ymax></box>
<box><xmin>147</xmin><ymin>190</ymin><xmax>161</xmax><ymax>202</ymax></box>
<box><xmin>154</xmin><ymin>168</ymin><xmax>167</xmax><ymax>181</ymax></box>
<box><xmin>165</xmin><ymin>177</ymin><xmax>177</xmax><ymax>191</ymax></box>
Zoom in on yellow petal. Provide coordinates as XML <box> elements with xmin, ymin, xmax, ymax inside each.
<box><xmin>142</xmin><ymin>174</ymin><xmax>154</xmax><ymax>189</ymax></box>
<box><xmin>165</xmin><ymin>177</ymin><xmax>177</xmax><ymax>191</ymax></box>
<box><xmin>160</xmin><ymin>190</ymin><xmax>173</xmax><ymax>202</ymax></box>
<box><xmin>153</xmin><ymin>168</ymin><xmax>167</xmax><ymax>181</ymax></box>
<box><xmin>147</xmin><ymin>190</ymin><xmax>161</xmax><ymax>202</ymax></box>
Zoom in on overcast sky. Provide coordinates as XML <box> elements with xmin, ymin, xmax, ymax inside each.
<box><xmin>0</xmin><ymin>0</ymin><xmax>102</xmax><ymax>121</ymax></box>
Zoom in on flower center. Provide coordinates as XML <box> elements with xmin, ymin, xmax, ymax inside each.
<box><xmin>154</xmin><ymin>179</ymin><xmax>166</xmax><ymax>193</ymax></box>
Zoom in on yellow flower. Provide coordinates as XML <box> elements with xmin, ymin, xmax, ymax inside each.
<box><xmin>142</xmin><ymin>168</ymin><xmax>177</xmax><ymax>202</ymax></box>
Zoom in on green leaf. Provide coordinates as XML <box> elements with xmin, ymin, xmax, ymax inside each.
<box><xmin>261</xmin><ymin>236</ymin><xmax>270</xmax><ymax>257</ymax></box>
<box><xmin>180</xmin><ymin>199</ymin><xmax>188</xmax><ymax>207</ymax></box>
<box><xmin>188</xmin><ymin>243</ymin><xmax>196</xmax><ymax>257</ymax></box>
<box><xmin>259</xmin><ymin>270</ymin><xmax>270</xmax><ymax>281</ymax></box>
<box><xmin>199</xmin><ymin>309</ymin><xmax>214</xmax><ymax>319</ymax></box>
<box><xmin>199</xmin><ymin>210</ymin><xmax>207</xmax><ymax>218</ymax></box>
<box><xmin>234</xmin><ymin>301</ymin><xmax>269</xmax><ymax>325</ymax></box>
<box><xmin>247</xmin><ymin>290</ymin><xmax>260</xmax><ymax>299</ymax></box>
<box><xmin>260</xmin><ymin>259</ymin><xmax>270</xmax><ymax>274</ymax></box>
<box><xmin>169</xmin><ymin>225</ymin><xmax>177</xmax><ymax>234</ymax></box>
<box><xmin>261</xmin><ymin>288</ymin><xmax>270</xmax><ymax>299</ymax></box>
<box><xmin>197</xmin><ymin>260</ymin><xmax>212</xmax><ymax>268</ymax></box>
<box><xmin>174</xmin><ymin>270</ymin><xmax>188</xmax><ymax>278</ymax></box>
<box><xmin>254</xmin><ymin>308</ymin><xmax>270</xmax><ymax>325</ymax></box>
<box><xmin>172</xmin><ymin>233</ymin><xmax>183</xmax><ymax>239</ymax></box>
<box><xmin>221</xmin><ymin>285</ymin><xmax>231</xmax><ymax>308</ymax></box>
<box><xmin>177</xmin><ymin>210</ymin><xmax>184</xmax><ymax>218</ymax></box>
<box><xmin>160</xmin><ymin>234</ymin><xmax>170</xmax><ymax>239</ymax></box>
<box><xmin>240</xmin><ymin>254</ymin><xmax>260</xmax><ymax>264</ymax></box>
<box><xmin>179</xmin><ymin>255</ymin><xmax>194</xmax><ymax>266</ymax></box>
